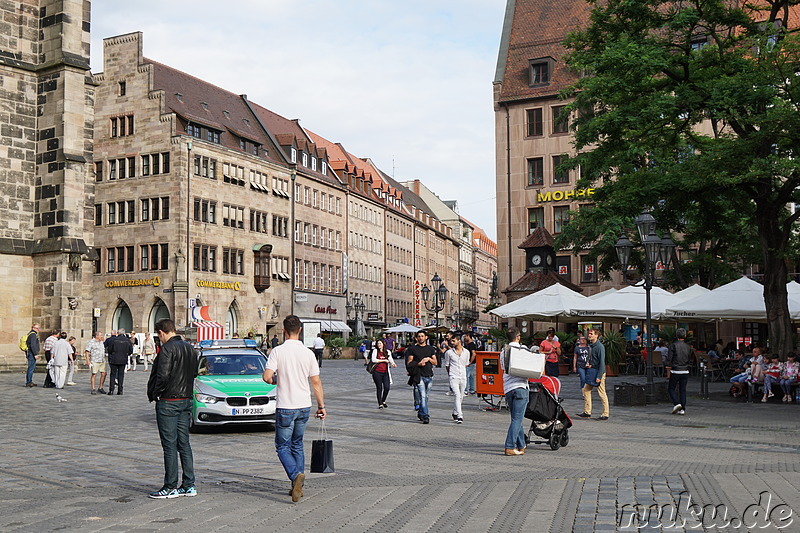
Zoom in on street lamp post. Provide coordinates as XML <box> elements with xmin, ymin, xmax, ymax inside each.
<box><xmin>615</xmin><ymin>210</ymin><xmax>676</xmax><ymax>404</ymax></box>
<box><xmin>421</xmin><ymin>273</ymin><xmax>448</xmax><ymax>338</ymax></box>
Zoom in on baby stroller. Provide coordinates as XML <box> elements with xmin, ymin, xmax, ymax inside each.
<box><xmin>525</xmin><ymin>375</ymin><xmax>572</xmax><ymax>450</ymax></box>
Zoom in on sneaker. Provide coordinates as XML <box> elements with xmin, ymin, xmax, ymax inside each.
<box><xmin>445</xmin><ymin>391</ymin><xmax>454</xmax><ymax>396</ymax></box>
<box><xmin>578</xmin><ymin>412</ymin><xmax>591</xmax><ymax>418</ymax></box>
<box><xmin>177</xmin><ymin>486</ymin><xmax>197</xmax><ymax>497</ymax></box>
<box><xmin>67</xmin><ymin>382</ymin><xmax>76</xmax><ymax>386</ymax></box>
<box><xmin>90</xmin><ymin>390</ymin><xmax>97</xmax><ymax>395</ymax></box>
<box><xmin>598</xmin><ymin>416</ymin><xmax>609</xmax><ymax>420</ymax></box>
<box><xmin>671</xmin><ymin>404</ymin><xmax>683</xmax><ymax>414</ymax></box>
<box><xmin>382</xmin><ymin>403</ymin><xmax>388</xmax><ymax>409</ymax></box>
<box><xmin>148</xmin><ymin>487</ymin><xmax>180</xmax><ymax>499</ymax></box>
<box><xmin>97</xmin><ymin>388</ymin><xmax>107</xmax><ymax>395</ymax></box>
<box><xmin>291</xmin><ymin>473</ymin><xmax>304</xmax><ymax>502</ymax></box>
<box><xmin>452</xmin><ymin>414</ymin><xmax>458</xmax><ymax>421</ymax></box>
<box><xmin>456</xmin><ymin>418</ymin><xmax>463</xmax><ymax>424</ymax></box>
<box><xmin>678</xmin><ymin>409</ymin><xmax>685</xmax><ymax>415</ymax></box>
<box><xmin>107</xmin><ymin>390</ymin><xmax>114</xmax><ymax>395</ymax></box>
<box><xmin>378</xmin><ymin>405</ymin><xmax>384</xmax><ymax>409</ymax></box>
<box><xmin>422</xmin><ymin>417</ymin><xmax>430</xmax><ymax>424</ymax></box>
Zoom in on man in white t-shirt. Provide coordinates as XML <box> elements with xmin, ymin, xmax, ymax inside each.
<box><xmin>311</xmin><ymin>333</ymin><xmax>325</xmax><ymax>368</ymax></box>
<box><xmin>263</xmin><ymin>315</ymin><xmax>326</xmax><ymax>503</ymax></box>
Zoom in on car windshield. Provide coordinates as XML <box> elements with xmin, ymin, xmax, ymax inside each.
<box><xmin>198</xmin><ymin>353</ymin><xmax>267</xmax><ymax>376</ymax></box>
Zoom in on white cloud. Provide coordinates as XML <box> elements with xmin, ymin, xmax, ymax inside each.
<box><xmin>91</xmin><ymin>0</ymin><xmax>503</xmax><ymax>240</ymax></box>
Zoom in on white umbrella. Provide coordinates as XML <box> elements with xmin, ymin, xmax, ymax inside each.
<box><xmin>385</xmin><ymin>323</ymin><xmax>421</xmax><ymax>333</ymax></box>
<box><xmin>665</xmin><ymin>276</ymin><xmax>800</xmax><ymax>320</ymax></box>
<box><xmin>588</xmin><ymin>288</ymin><xmax>617</xmax><ymax>299</ymax></box>
<box><xmin>570</xmin><ymin>285</ymin><xmax>681</xmax><ymax>321</ymax></box>
<box><xmin>673</xmin><ymin>284</ymin><xmax>711</xmax><ymax>301</ymax></box>
<box><xmin>490</xmin><ymin>283</ymin><xmax>589</xmax><ymax>320</ymax></box>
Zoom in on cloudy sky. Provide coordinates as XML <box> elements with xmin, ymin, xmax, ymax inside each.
<box><xmin>90</xmin><ymin>0</ymin><xmax>506</xmax><ymax>240</ymax></box>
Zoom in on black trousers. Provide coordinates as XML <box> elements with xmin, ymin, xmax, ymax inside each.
<box><xmin>108</xmin><ymin>363</ymin><xmax>126</xmax><ymax>393</ymax></box>
<box><xmin>43</xmin><ymin>351</ymin><xmax>55</xmax><ymax>388</ymax></box>
<box><xmin>372</xmin><ymin>371</ymin><xmax>390</xmax><ymax>405</ymax></box>
<box><xmin>314</xmin><ymin>348</ymin><xmax>323</xmax><ymax>368</ymax></box>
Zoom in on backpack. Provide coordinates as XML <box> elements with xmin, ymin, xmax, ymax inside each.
<box><xmin>18</xmin><ymin>332</ymin><xmax>30</xmax><ymax>352</ymax></box>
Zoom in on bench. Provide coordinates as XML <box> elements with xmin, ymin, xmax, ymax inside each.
<box><xmin>747</xmin><ymin>381</ymin><xmax>799</xmax><ymax>403</ymax></box>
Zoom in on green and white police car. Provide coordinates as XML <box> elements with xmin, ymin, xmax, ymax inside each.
<box><xmin>191</xmin><ymin>339</ymin><xmax>276</xmax><ymax>430</ymax></box>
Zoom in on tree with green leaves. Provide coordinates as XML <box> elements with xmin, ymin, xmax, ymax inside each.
<box><xmin>557</xmin><ymin>0</ymin><xmax>800</xmax><ymax>354</ymax></box>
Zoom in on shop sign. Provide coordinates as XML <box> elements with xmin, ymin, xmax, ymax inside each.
<box><xmin>196</xmin><ymin>280</ymin><xmax>240</xmax><ymax>290</ymax></box>
<box><xmin>537</xmin><ymin>188</ymin><xmax>595</xmax><ymax>203</ymax></box>
<box><xmin>105</xmin><ymin>276</ymin><xmax>160</xmax><ymax>288</ymax></box>
<box><xmin>314</xmin><ymin>305</ymin><xmax>337</xmax><ymax>314</ymax></box>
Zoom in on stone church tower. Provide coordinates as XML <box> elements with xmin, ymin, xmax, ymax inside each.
<box><xmin>0</xmin><ymin>0</ymin><xmax>94</xmax><ymax>368</ymax></box>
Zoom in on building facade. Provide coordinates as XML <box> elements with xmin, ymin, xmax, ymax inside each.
<box><xmin>0</xmin><ymin>0</ymin><xmax>94</xmax><ymax>367</ymax></box>
<box><xmin>93</xmin><ymin>32</ymin><xmax>293</xmax><ymax>341</ymax></box>
<box><xmin>493</xmin><ymin>0</ymin><xmax>620</xmax><ymax>301</ymax></box>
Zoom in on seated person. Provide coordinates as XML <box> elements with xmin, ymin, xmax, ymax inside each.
<box><xmin>779</xmin><ymin>353</ymin><xmax>799</xmax><ymax>403</ymax></box>
<box><xmin>198</xmin><ymin>357</ymin><xmax>215</xmax><ymax>375</ymax></box>
<box><xmin>761</xmin><ymin>354</ymin><xmax>782</xmax><ymax>402</ymax></box>
<box><xmin>729</xmin><ymin>361</ymin><xmax>753</xmax><ymax>397</ymax></box>
<box><xmin>707</xmin><ymin>348</ymin><xmax>720</xmax><ymax>361</ymax></box>
<box><xmin>239</xmin><ymin>358</ymin><xmax>261</xmax><ymax>374</ymax></box>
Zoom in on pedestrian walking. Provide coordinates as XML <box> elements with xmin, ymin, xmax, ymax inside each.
<box><xmin>51</xmin><ymin>332</ymin><xmax>72</xmax><ymax>389</ymax></box>
<box><xmin>499</xmin><ymin>328</ymin><xmax>528</xmax><ymax>455</ymax></box>
<box><xmin>143</xmin><ymin>333</ymin><xmax>156</xmax><ymax>371</ymax></box>
<box><xmin>312</xmin><ymin>333</ymin><xmax>325</xmax><ymax>368</ymax></box>
<box><xmin>665</xmin><ymin>328</ymin><xmax>692</xmax><ymax>415</ymax></box>
<box><xmin>84</xmin><ymin>331</ymin><xmax>108</xmax><ymax>395</ymax></box>
<box><xmin>443</xmin><ymin>335</ymin><xmax>470</xmax><ymax>423</ymax></box>
<box><xmin>463</xmin><ymin>333</ymin><xmax>478</xmax><ymax>395</ymax></box>
<box><xmin>579</xmin><ymin>329</ymin><xmax>609</xmax><ymax>420</ymax></box>
<box><xmin>262</xmin><ymin>315</ymin><xmax>326</xmax><ymax>503</ymax></box>
<box><xmin>370</xmin><ymin>338</ymin><xmax>396</xmax><ymax>409</ymax></box>
<box><xmin>128</xmin><ymin>329</ymin><xmax>141</xmax><ymax>371</ymax></box>
<box><xmin>42</xmin><ymin>330</ymin><xmax>58</xmax><ymax>388</ymax></box>
<box><xmin>66</xmin><ymin>336</ymin><xmax>77</xmax><ymax>386</ymax></box>
<box><xmin>573</xmin><ymin>336</ymin><xmax>591</xmax><ymax>391</ymax></box>
<box><xmin>147</xmin><ymin>319</ymin><xmax>197</xmax><ymax>499</ymax></box>
<box><xmin>23</xmin><ymin>324</ymin><xmax>41</xmax><ymax>387</ymax></box>
<box><xmin>405</xmin><ymin>330</ymin><xmax>437</xmax><ymax>424</ymax></box>
<box><xmin>107</xmin><ymin>328</ymin><xmax>132</xmax><ymax>395</ymax></box>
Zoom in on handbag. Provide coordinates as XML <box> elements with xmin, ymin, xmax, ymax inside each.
<box><xmin>505</xmin><ymin>345</ymin><xmax>544</xmax><ymax>379</ymax></box>
<box><xmin>366</xmin><ymin>360</ymin><xmax>377</xmax><ymax>374</ymax></box>
<box><xmin>310</xmin><ymin>419</ymin><xmax>335</xmax><ymax>473</ymax></box>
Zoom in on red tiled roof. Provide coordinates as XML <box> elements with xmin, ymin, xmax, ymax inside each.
<box><xmin>518</xmin><ymin>226</ymin><xmax>554</xmax><ymax>249</ymax></box>
<box><xmin>496</xmin><ymin>0</ymin><xmax>591</xmax><ymax>103</ymax></box>
<box><xmin>504</xmin><ymin>270</ymin><xmax>583</xmax><ymax>294</ymax></box>
<box><xmin>146</xmin><ymin>58</ymin><xmax>281</xmax><ymax>164</ymax></box>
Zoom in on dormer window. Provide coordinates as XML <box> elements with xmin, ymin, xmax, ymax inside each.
<box><xmin>302</xmin><ymin>153</ymin><xmax>308</xmax><ymax>167</ymax></box>
<box><xmin>290</xmin><ymin>147</ymin><xmax>297</xmax><ymax>163</ymax></box>
<box><xmin>311</xmin><ymin>157</ymin><xmax>317</xmax><ymax>171</ymax></box>
<box><xmin>322</xmin><ymin>161</ymin><xmax>327</xmax><ymax>175</ymax></box>
<box><xmin>529</xmin><ymin>58</ymin><xmax>554</xmax><ymax>86</ymax></box>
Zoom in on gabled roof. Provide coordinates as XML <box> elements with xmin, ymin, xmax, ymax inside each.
<box><xmin>504</xmin><ymin>270</ymin><xmax>583</xmax><ymax>294</ymax></box>
<box><xmin>146</xmin><ymin>59</ymin><xmax>282</xmax><ymax>165</ymax></box>
<box><xmin>518</xmin><ymin>226</ymin><xmax>554</xmax><ymax>249</ymax></box>
<box><xmin>494</xmin><ymin>0</ymin><xmax>591</xmax><ymax>103</ymax></box>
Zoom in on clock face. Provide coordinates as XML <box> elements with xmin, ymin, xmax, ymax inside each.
<box><xmin>531</xmin><ymin>254</ymin><xmax>542</xmax><ymax>266</ymax></box>
<box><xmin>546</xmin><ymin>254</ymin><xmax>553</xmax><ymax>266</ymax></box>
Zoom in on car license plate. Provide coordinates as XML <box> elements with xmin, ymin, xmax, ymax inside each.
<box><xmin>231</xmin><ymin>407</ymin><xmax>265</xmax><ymax>415</ymax></box>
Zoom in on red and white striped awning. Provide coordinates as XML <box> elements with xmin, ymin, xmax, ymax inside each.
<box><xmin>193</xmin><ymin>321</ymin><xmax>224</xmax><ymax>342</ymax></box>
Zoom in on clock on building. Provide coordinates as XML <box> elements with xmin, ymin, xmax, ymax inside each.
<box><xmin>531</xmin><ymin>254</ymin><xmax>542</xmax><ymax>266</ymax></box>
<box><xmin>546</xmin><ymin>254</ymin><xmax>553</xmax><ymax>266</ymax></box>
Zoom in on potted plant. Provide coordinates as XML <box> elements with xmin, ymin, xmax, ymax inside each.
<box><xmin>602</xmin><ymin>330</ymin><xmax>625</xmax><ymax>377</ymax></box>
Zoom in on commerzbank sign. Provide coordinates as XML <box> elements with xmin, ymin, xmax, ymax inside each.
<box><xmin>537</xmin><ymin>188</ymin><xmax>595</xmax><ymax>203</ymax></box>
<box><xmin>105</xmin><ymin>276</ymin><xmax>161</xmax><ymax>288</ymax></box>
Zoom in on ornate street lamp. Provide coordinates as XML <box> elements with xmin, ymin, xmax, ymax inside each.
<box><xmin>615</xmin><ymin>210</ymin><xmax>676</xmax><ymax>404</ymax></box>
<box><xmin>421</xmin><ymin>273</ymin><xmax>448</xmax><ymax>337</ymax></box>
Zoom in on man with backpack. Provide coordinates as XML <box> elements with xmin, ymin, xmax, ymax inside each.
<box><xmin>22</xmin><ymin>323</ymin><xmax>41</xmax><ymax>387</ymax></box>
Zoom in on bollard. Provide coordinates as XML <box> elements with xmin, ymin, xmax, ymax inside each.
<box><xmin>699</xmin><ymin>360</ymin><xmax>708</xmax><ymax>399</ymax></box>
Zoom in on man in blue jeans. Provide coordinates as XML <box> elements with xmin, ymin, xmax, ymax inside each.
<box><xmin>665</xmin><ymin>328</ymin><xmax>692</xmax><ymax>416</ymax></box>
<box><xmin>405</xmin><ymin>330</ymin><xmax>437</xmax><ymax>424</ymax></box>
<box><xmin>263</xmin><ymin>315</ymin><xmax>326</xmax><ymax>502</ymax></box>
<box><xmin>24</xmin><ymin>324</ymin><xmax>41</xmax><ymax>387</ymax></box>
<box><xmin>500</xmin><ymin>327</ymin><xmax>529</xmax><ymax>455</ymax></box>
<box><xmin>147</xmin><ymin>319</ymin><xmax>197</xmax><ymax>499</ymax></box>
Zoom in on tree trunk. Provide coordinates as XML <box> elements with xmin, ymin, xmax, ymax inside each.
<box><xmin>756</xmin><ymin>201</ymin><xmax>793</xmax><ymax>357</ymax></box>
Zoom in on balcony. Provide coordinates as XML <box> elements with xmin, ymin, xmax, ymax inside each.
<box><xmin>459</xmin><ymin>282</ymin><xmax>478</xmax><ymax>295</ymax></box>
<box><xmin>459</xmin><ymin>308</ymin><xmax>479</xmax><ymax>322</ymax></box>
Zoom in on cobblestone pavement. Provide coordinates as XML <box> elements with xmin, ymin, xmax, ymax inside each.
<box><xmin>1</xmin><ymin>360</ymin><xmax>798</xmax><ymax>532</ymax></box>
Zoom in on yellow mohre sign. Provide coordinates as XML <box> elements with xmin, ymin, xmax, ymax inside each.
<box><xmin>537</xmin><ymin>188</ymin><xmax>595</xmax><ymax>203</ymax></box>
<box><xmin>197</xmin><ymin>280</ymin><xmax>240</xmax><ymax>290</ymax></box>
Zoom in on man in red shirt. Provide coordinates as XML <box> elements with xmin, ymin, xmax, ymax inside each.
<box><xmin>541</xmin><ymin>331</ymin><xmax>561</xmax><ymax>377</ymax></box>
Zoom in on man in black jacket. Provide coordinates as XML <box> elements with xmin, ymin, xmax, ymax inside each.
<box><xmin>665</xmin><ymin>328</ymin><xmax>693</xmax><ymax>416</ymax></box>
<box><xmin>107</xmin><ymin>328</ymin><xmax>132</xmax><ymax>395</ymax></box>
<box><xmin>24</xmin><ymin>324</ymin><xmax>41</xmax><ymax>387</ymax></box>
<box><xmin>147</xmin><ymin>319</ymin><xmax>197</xmax><ymax>499</ymax></box>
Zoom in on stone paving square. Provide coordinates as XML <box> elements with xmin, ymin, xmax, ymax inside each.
<box><xmin>0</xmin><ymin>361</ymin><xmax>798</xmax><ymax>532</ymax></box>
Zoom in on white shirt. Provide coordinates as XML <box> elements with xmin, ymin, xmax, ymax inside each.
<box><xmin>443</xmin><ymin>348</ymin><xmax>470</xmax><ymax>379</ymax></box>
<box><xmin>51</xmin><ymin>338</ymin><xmax>72</xmax><ymax>366</ymax></box>
<box><xmin>266</xmin><ymin>339</ymin><xmax>320</xmax><ymax>409</ymax></box>
<box><xmin>312</xmin><ymin>337</ymin><xmax>325</xmax><ymax>350</ymax></box>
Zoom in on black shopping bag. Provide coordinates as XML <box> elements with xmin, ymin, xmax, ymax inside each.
<box><xmin>310</xmin><ymin>419</ymin><xmax>334</xmax><ymax>473</ymax></box>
